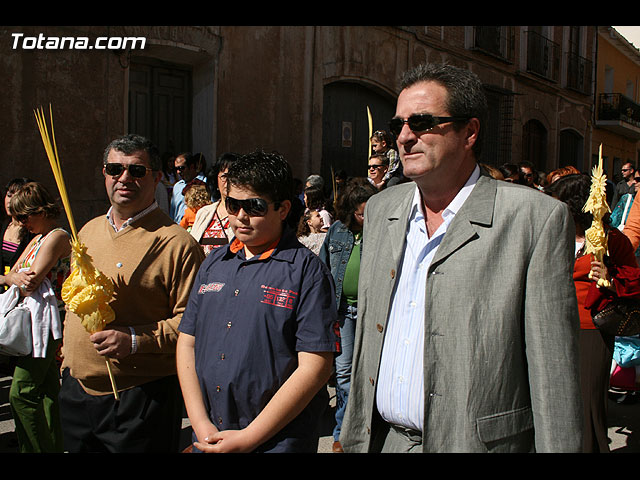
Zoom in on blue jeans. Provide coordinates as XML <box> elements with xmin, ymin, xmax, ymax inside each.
<box><xmin>334</xmin><ymin>303</ymin><xmax>357</xmax><ymax>442</ymax></box>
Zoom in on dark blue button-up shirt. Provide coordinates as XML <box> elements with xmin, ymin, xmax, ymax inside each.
<box><xmin>179</xmin><ymin>228</ymin><xmax>339</xmax><ymax>452</ymax></box>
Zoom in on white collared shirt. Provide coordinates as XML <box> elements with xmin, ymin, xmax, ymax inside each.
<box><xmin>106</xmin><ymin>201</ymin><xmax>159</xmax><ymax>233</ymax></box>
<box><xmin>376</xmin><ymin>165</ymin><xmax>480</xmax><ymax>431</ymax></box>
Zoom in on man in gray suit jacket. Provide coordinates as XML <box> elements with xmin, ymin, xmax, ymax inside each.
<box><xmin>340</xmin><ymin>63</ymin><xmax>583</xmax><ymax>453</ymax></box>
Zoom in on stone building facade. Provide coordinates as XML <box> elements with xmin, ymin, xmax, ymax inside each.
<box><xmin>1</xmin><ymin>25</ymin><xmax>596</xmax><ymax>228</ymax></box>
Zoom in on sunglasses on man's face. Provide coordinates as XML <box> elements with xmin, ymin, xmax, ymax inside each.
<box><xmin>226</xmin><ymin>196</ymin><xmax>279</xmax><ymax>217</ymax></box>
<box><xmin>388</xmin><ymin>114</ymin><xmax>470</xmax><ymax>137</ymax></box>
<box><xmin>104</xmin><ymin>162</ymin><xmax>152</xmax><ymax>178</ymax></box>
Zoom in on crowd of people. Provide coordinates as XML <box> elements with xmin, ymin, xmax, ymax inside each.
<box><xmin>3</xmin><ymin>62</ymin><xmax>640</xmax><ymax>454</ymax></box>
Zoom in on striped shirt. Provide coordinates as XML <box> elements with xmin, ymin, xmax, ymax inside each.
<box><xmin>106</xmin><ymin>201</ymin><xmax>159</xmax><ymax>232</ymax></box>
<box><xmin>376</xmin><ymin>165</ymin><xmax>480</xmax><ymax>431</ymax></box>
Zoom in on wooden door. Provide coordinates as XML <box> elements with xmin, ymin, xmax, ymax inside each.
<box><xmin>128</xmin><ymin>62</ymin><xmax>192</xmax><ymax>156</ymax></box>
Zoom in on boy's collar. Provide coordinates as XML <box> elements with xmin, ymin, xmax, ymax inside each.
<box><xmin>228</xmin><ymin>226</ymin><xmax>297</xmax><ymax>262</ymax></box>
<box><xmin>230</xmin><ymin>236</ymin><xmax>281</xmax><ymax>261</ymax></box>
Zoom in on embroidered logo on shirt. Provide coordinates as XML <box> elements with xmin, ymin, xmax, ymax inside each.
<box><xmin>260</xmin><ymin>285</ymin><xmax>298</xmax><ymax>310</ymax></box>
<box><xmin>198</xmin><ymin>282</ymin><xmax>225</xmax><ymax>294</ymax></box>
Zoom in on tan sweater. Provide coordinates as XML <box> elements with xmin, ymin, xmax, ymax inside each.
<box><xmin>61</xmin><ymin>208</ymin><xmax>205</xmax><ymax>395</ymax></box>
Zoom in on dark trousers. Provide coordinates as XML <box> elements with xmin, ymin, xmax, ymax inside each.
<box><xmin>59</xmin><ymin>369</ymin><xmax>183</xmax><ymax>453</ymax></box>
<box><xmin>580</xmin><ymin>328</ymin><xmax>614</xmax><ymax>453</ymax></box>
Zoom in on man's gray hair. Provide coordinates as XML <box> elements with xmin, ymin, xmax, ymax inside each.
<box><xmin>103</xmin><ymin>134</ymin><xmax>161</xmax><ymax>171</ymax></box>
<box><xmin>306</xmin><ymin>174</ymin><xmax>324</xmax><ymax>189</ymax></box>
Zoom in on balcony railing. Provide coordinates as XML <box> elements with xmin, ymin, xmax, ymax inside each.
<box><xmin>597</xmin><ymin>93</ymin><xmax>640</xmax><ymax>140</ymax></box>
<box><xmin>599</xmin><ymin>93</ymin><xmax>640</xmax><ymax>125</ymax></box>
<box><xmin>525</xmin><ymin>30</ymin><xmax>560</xmax><ymax>82</ymax></box>
<box><xmin>566</xmin><ymin>52</ymin><xmax>592</xmax><ymax>95</ymax></box>
<box><xmin>472</xmin><ymin>26</ymin><xmax>514</xmax><ymax>62</ymax></box>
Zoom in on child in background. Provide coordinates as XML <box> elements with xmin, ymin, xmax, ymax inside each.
<box><xmin>180</xmin><ymin>183</ymin><xmax>212</xmax><ymax>232</ymax></box>
<box><xmin>297</xmin><ymin>209</ymin><xmax>326</xmax><ymax>255</ymax></box>
<box><xmin>303</xmin><ymin>186</ymin><xmax>332</xmax><ymax>232</ymax></box>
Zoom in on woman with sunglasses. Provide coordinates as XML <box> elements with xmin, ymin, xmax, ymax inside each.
<box><xmin>319</xmin><ymin>180</ymin><xmax>378</xmax><ymax>453</ymax></box>
<box><xmin>1</xmin><ymin>178</ymin><xmax>35</xmax><ymax>293</ymax></box>
<box><xmin>3</xmin><ymin>181</ymin><xmax>71</xmax><ymax>453</ymax></box>
<box><xmin>190</xmin><ymin>153</ymin><xmax>238</xmax><ymax>255</ymax></box>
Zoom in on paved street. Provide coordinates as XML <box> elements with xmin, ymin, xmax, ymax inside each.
<box><xmin>0</xmin><ymin>376</ymin><xmax>636</xmax><ymax>453</ymax></box>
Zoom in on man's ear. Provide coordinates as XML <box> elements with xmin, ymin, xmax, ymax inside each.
<box><xmin>465</xmin><ymin>118</ymin><xmax>480</xmax><ymax>151</ymax></box>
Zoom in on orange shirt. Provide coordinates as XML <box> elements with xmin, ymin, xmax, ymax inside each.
<box><xmin>179</xmin><ymin>207</ymin><xmax>197</xmax><ymax>229</ymax></box>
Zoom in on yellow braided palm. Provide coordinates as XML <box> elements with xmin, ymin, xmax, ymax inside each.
<box><xmin>583</xmin><ymin>156</ymin><xmax>611</xmax><ymax>288</ymax></box>
<box><xmin>61</xmin><ymin>240</ymin><xmax>115</xmax><ymax>334</ymax></box>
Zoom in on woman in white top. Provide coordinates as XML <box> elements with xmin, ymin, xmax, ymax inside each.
<box><xmin>190</xmin><ymin>153</ymin><xmax>239</xmax><ymax>255</ymax></box>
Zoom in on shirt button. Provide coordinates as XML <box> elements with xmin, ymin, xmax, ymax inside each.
<box><xmin>376</xmin><ymin>324</ymin><xmax>384</xmax><ymax>333</ymax></box>
<box><xmin>234</xmin><ymin>289</ymin><xmax>239</xmax><ymax>296</ymax></box>
<box><xmin>390</xmin><ymin>269</ymin><xmax>396</xmax><ymax>279</ymax></box>
<box><xmin>220</xmin><ymin>353</ymin><xmax>225</xmax><ymax>360</ymax></box>
<box><xmin>216</xmin><ymin>385</ymin><xmax>221</xmax><ymax>392</ymax></box>
<box><xmin>369</xmin><ymin>377</ymin><xmax>375</xmax><ymax>386</ymax></box>
<box><xmin>227</xmin><ymin>321</ymin><xmax>232</xmax><ymax>328</ymax></box>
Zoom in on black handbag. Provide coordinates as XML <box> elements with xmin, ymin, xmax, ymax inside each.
<box><xmin>592</xmin><ymin>297</ymin><xmax>640</xmax><ymax>336</ymax></box>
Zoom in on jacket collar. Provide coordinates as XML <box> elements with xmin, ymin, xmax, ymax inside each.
<box><xmin>383</xmin><ymin>169</ymin><xmax>497</xmax><ymax>269</ymax></box>
<box><xmin>430</xmin><ymin>172</ymin><xmax>496</xmax><ymax>267</ymax></box>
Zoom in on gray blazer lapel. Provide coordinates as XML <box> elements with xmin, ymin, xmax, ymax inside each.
<box><xmin>385</xmin><ymin>186</ymin><xmax>416</xmax><ymax>269</ymax></box>
<box><xmin>431</xmin><ymin>174</ymin><xmax>496</xmax><ymax>267</ymax></box>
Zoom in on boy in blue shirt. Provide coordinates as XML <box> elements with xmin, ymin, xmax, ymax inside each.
<box><xmin>177</xmin><ymin>150</ymin><xmax>339</xmax><ymax>453</ymax></box>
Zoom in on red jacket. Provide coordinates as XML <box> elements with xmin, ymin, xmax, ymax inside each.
<box><xmin>574</xmin><ymin>228</ymin><xmax>639</xmax><ymax>329</ymax></box>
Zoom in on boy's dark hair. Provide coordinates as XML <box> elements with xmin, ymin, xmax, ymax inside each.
<box><xmin>226</xmin><ymin>150</ymin><xmax>294</xmax><ymax>206</ymax></box>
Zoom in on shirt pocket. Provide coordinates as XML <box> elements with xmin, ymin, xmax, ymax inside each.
<box><xmin>328</xmin><ymin>241</ymin><xmax>348</xmax><ymax>272</ymax></box>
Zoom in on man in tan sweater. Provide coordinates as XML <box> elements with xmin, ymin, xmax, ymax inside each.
<box><xmin>59</xmin><ymin>134</ymin><xmax>204</xmax><ymax>452</ymax></box>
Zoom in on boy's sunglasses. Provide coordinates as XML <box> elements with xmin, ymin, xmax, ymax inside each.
<box><xmin>104</xmin><ymin>162</ymin><xmax>152</xmax><ymax>178</ymax></box>
<box><xmin>388</xmin><ymin>114</ymin><xmax>470</xmax><ymax>137</ymax></box>
<box><xmin>226</xmin><ymin>196</ymin><xmax>280</xmax><ymax>217</ymax></box>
